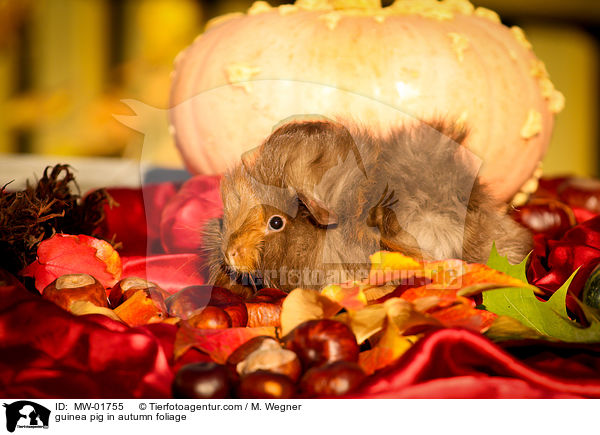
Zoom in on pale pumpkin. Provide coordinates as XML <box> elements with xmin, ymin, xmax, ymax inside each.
<box><xmin>169</xmin><ymin>0</ymin><xmax>563</xmax><ymax>202</ymax></box>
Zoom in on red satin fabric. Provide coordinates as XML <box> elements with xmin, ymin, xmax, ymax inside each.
<box><xmin>0</xmin><ymin>274</ymin><xmax>173</xmax><ymax>398</ymax></box>
<box><xmin>2</xmin><ymin>175</ymin><xmax>600</xmax><ymax>399</ymax></box>
<box><xmin>352</xmin><ymin>329</ymin><xmax>600</xmax><ymax>398</ymax></box>
<box><xmin>121</xmin><ymin>254</ymin><xmax>208</xmax><ymax>294</ymax></box>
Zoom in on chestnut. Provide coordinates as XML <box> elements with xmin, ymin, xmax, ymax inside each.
<box><xmin>109</xmin><ymin>277</ymin><xmax>164</xmax><ymax>307</ymax></box>
<box><xmin>284</xmin><ymin>319</ymin><xmax>359</xmax><ymax>369</ymax></box>
<box><xmin>166</xmin><ymin>286</ymin><xmax>248</xmax><ymax>327</ymax></box>
<box><xmin>299</xmin><ymin>361</ymin><xmax>366</xmax><ymax>397</ymax></box>
<box><xmin>246</xmin><ymin>288</ymin><xmax>288</xmax><ymax>303</ymax></box>
<box><xmin>226</xmin><ymin>336</ymin><xmax>281</xmax><ymax>382</ymax></box>
<box><xmin>237</xmin><ymin>371</ymin><xmax>296</xmax><ymax>399</ymax></box>
<box><xmin>235</xmin><ymin>340</ymin><xmax>302</xmax><ymax>383</ymax></box>
<box><xmin>245</xmin><ymin>288</ymin><xmax>287</xmax><ymax>327</ymax></box>
<box><xmin>42</xmin><ymin>274</ymin><xmax>108</xmax><ymax>311</ymax></box>
<box><xmin>165</xmin><ymin>285</ymin><xmax>212</xmax><ymax>319</ymax></box>
<box><xmin>510</xmin><ymin>198</ymin><xmax>576</xmax><ymax>239</ymax></box>
<box><xmin>208</xmin><ymin>287</ymin><xmax>248</xmax><ymax>327</ymax></box>
<box><xmin>227</xmin><ymin>336</ymin><xmax>281</xmax><ymax>366</ymax></box>
<box><xmin>172</xmin><ymin>362</ymin><xmax>231</xmax><ymax>399</ymax></box>
<box><xmin>558</xmin><ymin>178</ymin><xmax>600</xmax><ymax>213</ymax></box>
<box><xmin>188</xmin><ymin>306</ymin><xmax>232</xmax><ymax>329</ymax></box>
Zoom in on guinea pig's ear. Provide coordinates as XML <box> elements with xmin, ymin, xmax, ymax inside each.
<box><xmin>297</xmin><ymin>191</ymin><xmax>338</xmax><ymax>226</ymax></box>
<box><xmin>241</xmin><ymin>146</ymin><xmax>261</xmax><ymax>172</ymax></box>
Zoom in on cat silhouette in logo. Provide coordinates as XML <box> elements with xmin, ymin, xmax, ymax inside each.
<box><xmin>3</xmin><ymin>401</ymin><xmax>50</xmax><ymax>433</ymax></box>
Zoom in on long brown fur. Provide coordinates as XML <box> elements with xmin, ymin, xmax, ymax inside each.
<box><xmin>204</xmin><ymin>119</ymin><xmax>532</xmax><ymax>293</ymax></box>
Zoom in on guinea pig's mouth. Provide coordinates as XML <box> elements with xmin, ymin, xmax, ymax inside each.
<box><xmin>225</xmin><ymin>267</ymin><xmax>268</xmax><ymax>291</ymax></box>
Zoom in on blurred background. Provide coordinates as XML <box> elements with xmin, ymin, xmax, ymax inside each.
<box><xmin>0</xmin><ymin>0</ymin><xmax>598</xmax><ymax>189</ymax></box>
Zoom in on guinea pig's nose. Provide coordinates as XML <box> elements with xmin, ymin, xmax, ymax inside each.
<box><xmin>226</xmin><ymin>244</ymin><xmax>247</xmax><ymax>266</ymax></box>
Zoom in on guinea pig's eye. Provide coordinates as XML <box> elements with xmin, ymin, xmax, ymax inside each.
<box><xmin>267</xmin><ymin>215</ymin><xmax>285</xmax><ymax>232</ymax></box>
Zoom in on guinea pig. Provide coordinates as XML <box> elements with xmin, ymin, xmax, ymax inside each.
<box><xmin>203</xmin><ymin>119</ymin><xmax>532</xmax><ymax>295</ymax></box>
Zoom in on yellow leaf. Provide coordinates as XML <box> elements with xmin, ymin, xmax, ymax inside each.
<box><xmin>362</xmin><ymin>284</ymin><xmax>398</xmax><ymax>301</ymax></box>
<box><xmin>346</xmin><ymin>304</ymin><xmax>387</xmax><ymax>344</ymax></box>
<box><xmin>383</xmin><ymin>298</ymin><xmax>439</xmax><ymax>333</ymax></box>
<box><xmin>280</xmin><ymin>288</ymin><xmax>342</xmax><ymax>337</ymax></box>
<box><xmin>69</xmin><ymin>300</ymin><xmax>124</xmax><ymax>323</ymax></box>
<box><xmin>368</xmin><ymin>251</ymin><xmax>422</xmax><ymax>285</ymax></box>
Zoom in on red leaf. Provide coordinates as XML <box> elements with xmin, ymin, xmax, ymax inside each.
<box><xmin>174</xmin><ymin>323</ymin><xmax>277</xmax><ymax>363</ymax></box>
<box><xmin>399</xmin><ymin>286</ymin><xmax>460</xmax><ymax>306</ymax></box>
<box><xmin>21</xmin><ymin>234</ymin><xmax>122</xmax><ymax>292</ymax></box>
<box><xmin>428</xmin><ymin>298</ymin><xmax>497</xmax><ymax>333</ymax></box>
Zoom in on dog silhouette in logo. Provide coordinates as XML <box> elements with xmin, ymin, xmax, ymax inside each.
<box><xmin>3</xmin><ymin>401</ymin><xmax>50</xmax><ymax>433</ymax></box>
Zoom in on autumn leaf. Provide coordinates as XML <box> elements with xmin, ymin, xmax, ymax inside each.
<box><xmin>482</xmin><ymin>271</ymin><xmax>600</xmax><ymax>342</ymax></box>
<box><xmin>399</xmin><ymin>286</ymin><xmax>460</xmax><ymax>306</ymax></box>
<box><xmin>367</xmin><ymin>250</ymin><xmax>528</xmax><ymax>296</ymax></box>
<box><xmin>484</xmin><ymin>315</ymin><xmax>547</xmax><ymax>342</ymax></box>
<box><xmin>384</xmin><ymin>298</ymin><xmax>438</xmax><ymax>332</ymax></box>
<box><xmin>114</xmin><ymin>289</ymin><xmax>166</xmax><ymax>327</ymax></box>
<box><xmin>456</xmin><ymin>264</ymin><xmax>530</xmax><ymax>295</ymax></box>
<box><xmin>368</xmin><ymin>251</ymin><xmax>422</xmax><ymax>285</ymax></box>
<box><xmin>70</xmin><ymin>300</ymin><xmax>124</xmax><ymax>323</ymax></box>
<box><xmin>483</xmin><ymin>247</ymin><xmax>600</xmax><ymax>343</ymax></box>
<box><xmin>346</xmin><ymin>297</ymin><xmax>437</xmax><ymax>344</ymax></box>
<box><xmin>280</xmin><ymin>288</ymin><xmax>342</xmax><ymax>337</ymax></box>
<box><xmin>21</xmin><ymin>234</ymin><xmax>122</xmax><ymax>292</ymax></box>
<box><xmin>320</xmin><ymin>282</ymin><xmax>368</xmax><ymax>311</ymax></box>
<box><xmin>485</xmin><ymin>243</ymin><xmax>529</xmax><ymax>283</ymax></box>
<box><xmin>359</xmin><ymin>347</ymin><xmax>396</xmax><ymax>376</ymax></box>
<box><xmin>355</xmin><ymin>298</ymin><xmax>428</xmax><ymax>374</ymax></box>
<box><xmin>428</xmin><ymin>298</ymin><xmax>497</xmax><ymax>333</ymax></box>
<box><xmin>359</xmin><ymin>335</ymin><xmax>418</xmax><ymax>376</ymax></box>
<box><xmin>345</xmin><ymin>304</ymin><xmax>387</xmax><ymax>344</ymax></box>
<box><xmin>174</xmin><ymin>324</ymin><xmax>277</xmax><ymax>362</ymax></box>
<box><xmin>82</xmin><ymin>235</ymin><xmax>122</xmax><ymax>283</ymax></box>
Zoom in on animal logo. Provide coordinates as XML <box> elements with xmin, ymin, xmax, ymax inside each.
<box><xmin>3</xmin><ymin>401</ymin><xmax>50</xmax><ymax>432</ymax></box>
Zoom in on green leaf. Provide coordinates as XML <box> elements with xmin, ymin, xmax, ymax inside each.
<box><xmin>484</xmin><ymin>315</ymin><xmax>547</xmax><ymax>342</ymax></box>
<box><xmin>485</xmin><ymin>243</ymin><xmax>529</xmax><ymax>283</ymax></box>
<box><xmin>483</xmin><ymin>246</ymin><xmax>600</xmax><ymax>343</ymax></box>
